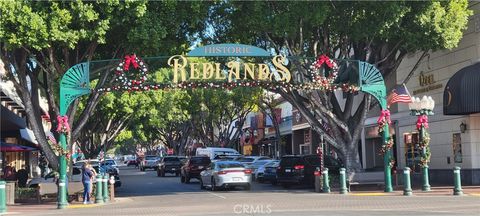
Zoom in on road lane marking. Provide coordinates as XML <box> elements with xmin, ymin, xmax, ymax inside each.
<box><xmin>68</xmin><ymin>204</ymin><xmax>101</xmax><ymax>209</ymax></box>
<box><xmin>207</xmin><ymin>192</ymin><xmax>226</xmax><ymax>199</ymax></box>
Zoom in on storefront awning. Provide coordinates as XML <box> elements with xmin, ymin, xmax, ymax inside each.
<box><xmin>0</xmin><ymin>142</ymin><xmax>37</xmax><ymax>152</ymax></box>
<box><xmin>443</xmin><ymin>62</ymin><xmax>480</xmax><ymax>115</ymax></box>
<box><xmin>20</xmin><ymin>128</ymin><xmax>38</xmax><ymax>145</ymax></box>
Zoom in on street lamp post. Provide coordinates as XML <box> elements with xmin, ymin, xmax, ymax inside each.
<box><xmin>408</xmin><ymin>96</ymin><xmax>435</xmax><ymax>192</ymax></box>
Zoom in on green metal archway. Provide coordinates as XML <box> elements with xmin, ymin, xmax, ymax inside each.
<box><xmin>57</xmin><ymin>44</ymin><xmax>392</xmax><ymax>208</ymax></box>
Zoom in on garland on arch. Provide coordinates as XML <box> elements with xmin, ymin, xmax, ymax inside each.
<box><xmin>95</xmin><ymin>54</ymin><xmax>361</xmax><ymax>93</ymax></box>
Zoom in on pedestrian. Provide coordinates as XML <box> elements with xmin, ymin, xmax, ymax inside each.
<box><xmin>16</xmin><ymin>166</ymin><xmax>28</xmax><ymax>188</ymax></box>
<box><xmin>82</xmin><ymin>162</ymin><xmax>94</xmax><ymax>204</ymax></box>
<box><xmin>88</xmin><ymin>163</ymin><xmax>97</xmax><ymax>196</ymax></box>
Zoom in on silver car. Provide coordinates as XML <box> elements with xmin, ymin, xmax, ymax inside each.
<box><xmin>200</xmin><ymin>161</ymin><xmax>252</xmax><ymax>191</ymax></box>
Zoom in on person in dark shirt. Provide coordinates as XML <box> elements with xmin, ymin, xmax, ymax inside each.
<box><xmin>16</xmin><ymin>166</ymin><xmax>28</xmax><ymax>188</ymax></box>
<box><xmin>82</xmin><ymin>163</ymin><xmax>94</xmax><ymax>204</ymax></box>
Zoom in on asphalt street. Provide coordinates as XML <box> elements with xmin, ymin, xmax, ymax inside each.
<box><xmin>22</xmin><ymin>165</ymin><xmax>480</xmax><ymax>216</ymax></box>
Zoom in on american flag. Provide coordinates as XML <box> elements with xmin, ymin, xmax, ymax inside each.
<box><xmin>47</xmin><ymin>131</ymin><xmax>57</xmax><ymax>144</ymax></box>
<box><xmin>387</xmin><ymin>84</ymin><xmax>413</xmax><ymax>106</ymax></box>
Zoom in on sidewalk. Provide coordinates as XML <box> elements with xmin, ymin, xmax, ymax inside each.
<box><xmin>4</xmin><ymin>199</ymin><xmax>123</xmax><ymax>215</ymax></box>
<box><xmin>349</xmin><ymin>185</ymin><xmax>480</xmax><ymax>196</ymax></box>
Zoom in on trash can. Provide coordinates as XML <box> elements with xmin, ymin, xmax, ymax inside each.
<box><xmin>5</xmin><ymin>181</ymin><xmax>15</xmax><ymax>205</ymax></box>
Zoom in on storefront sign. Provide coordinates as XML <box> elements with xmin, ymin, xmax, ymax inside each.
<box><xmin>413</xmin><ymin>71</ymin><xmax>442</xmax><ymax>95</ymax></box>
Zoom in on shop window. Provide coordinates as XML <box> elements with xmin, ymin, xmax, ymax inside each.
<box><xmin>300</xmin><ymin>144</ymin><xmax>311</xmax><ymax>155</ymax></box>
<box><xmin>453</xmin><ymin>133</ymin><xmax>462</xmax><ymax>163</ymax></box>
<box><xmin>404</xmin><ymin>133</ymin><xmax>421</xmax><ymax>172</ymax></box>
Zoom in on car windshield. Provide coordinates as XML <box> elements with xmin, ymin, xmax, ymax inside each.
<box><xmin>252</xmin><ymin>160</ymin><xmax>271</xmax><ymax>166</ymax></box>
<box><xmin>236</xmin><ymin>157</ymin><xmax>255</xmax><ymax>162</ymax></box>
<box><xmin>145</xmin><ymin>156</ymin><xmax>157</xmax><ymax>160</ymax></box>
<box><xmin>164</xmin><ymin>157</ymin><xmax>180</xmax><ymax>162</ymax></box>
<box><xmin>281</xmin><ymin>157</ymin><xmax>302</xmax><ymax>166</ymax></box>
<box><xmin>218</xmin><ymin>163</ymin><xmax>244</xmax><ymax>169</ymax></box>
<box><xmin>190</xmin><ymin>157</ymin><xmax>210</xmax><ymax>164</ymax></box>
<box><xmin>264</xmin><ymin>161</ymin><xmax>279</xmax><ymax>167</ymax></box>
<box><xmin>103</xmin><ymin>160</ymin><xmax>116</xmax><ymax>165</ymax></box>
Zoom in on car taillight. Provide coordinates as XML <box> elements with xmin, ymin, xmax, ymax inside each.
<box><xmin>277</xmin><ymin>166</ymin><xmax>281</xmax><ymax>170</ymax></box>
<box><xmin>294</xmin><ymin>165</ymin><xmax>304</xmax><ymax>170</ymax></box>
<box><xmin>244</xmin><ymin>169</ymin><xmax>252</xmax><ymax>174</ymax></box>
<box><xmin>218</xmin><ymin>171</ymin><xmax>227</xmax><ymax>175</ymax></box>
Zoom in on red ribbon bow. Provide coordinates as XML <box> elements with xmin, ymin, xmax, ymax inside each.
<box><xmin>377</xmin><ymin>109</ymin><xmax>392</xmax><ymax>125</ymax></box>
<box><xmin>56</xmin><ymin>115</ymin><xmax>70</xmax><ymax>133</ymax></box>
<box><xmin>123</xmin><ymin>54</ymin><xmax>139</xmax><ymax>71</ymax></box>
<box><xmin>315</xmin><ymin>54</ymin><xmax>334</xmax><ymax>68</ymax></box>
<box><xmin>416</xmin><ymin>115</ymin><xmax>429</xmax><ymax>130</ymax></box>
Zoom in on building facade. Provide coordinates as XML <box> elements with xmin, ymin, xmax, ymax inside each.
<box><xmin>364</xmin><ymin>2</ymin><xmax>480</xmax><ymax>185</ymax></box>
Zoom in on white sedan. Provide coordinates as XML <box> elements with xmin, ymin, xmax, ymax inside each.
<box><xmin>199</xmin><ymin>161</ymin><xmax>252</xmax><ymax>191</ymax></box>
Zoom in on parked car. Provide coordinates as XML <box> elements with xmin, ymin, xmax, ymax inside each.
<box><xmin>28</xmin><ymin>166</ymin><xmax>121</xmax><ymax>188</ymax></box>
<box><xmin>140</xmin><ymin>155</ymin><xmax>159</xmax><ymax>171</ymax></box>
<box><xmin>235</xmin><ymin>156</ymin><xmax>271</xmax><ymax>165</ymax></box>
<box><xmin>252</xmin><ymin>160</ymin><xmax>279</xmax><ymax>183</ymax></box>
<box><xmin>101</xmin><ymin>159</ymin><xmax>120</xmax><ymax>174</ymax></box>
<box><xmin>180</xmin><ymin>156</ymin><xmax>211</xmax><ymax>183</ymax></box>
<box><xmin>126</xmin><ymin>159</ymin><xmax>138</xmax><ymax>167</ymax></box>
<box><xmin>199</xmin><ymin>161</ymin><xmax>252</xmax><ymax>191</ymax></box>
<box><xmin>262</xmin><ymin>161</ymin><xmax>280</xmax><ymax>185</ymax></box>
<box><xmin>157</xmin><ymin>156</ymin><xmax>183</xmax><ymax>177</ymax></box>
<box><xmin>276</xmin><ymin>154</ymin><xmax>343</xmax><ymax>188</ymax></box>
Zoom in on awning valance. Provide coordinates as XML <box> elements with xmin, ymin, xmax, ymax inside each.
<box><xmin>443</xmin><ymin>62</ymin><xmax>480</xmax><ymax>115</ymax></box>
<box><xmin>0</xmin><ymin>142</ymin><xmax>37</xmax><ymax>152</ymax></box>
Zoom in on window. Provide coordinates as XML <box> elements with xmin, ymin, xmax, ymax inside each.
<box><xmin>163</xmin><ymin>157</ymin><xmax>180</xmax><ymax>162</ymax></box>
<box><xmin>218</xmin><ymin>163</ymin><xmax>244</xmax><ymax>169</ymax></box>
<box><xmin>300</xmin><ymin>144</ymin><xmax>311</xmax><ymax>155</ymax></box>
<box><xmin>453</xmin><ymin>133</ymin><xmax>462</xmax><ymax>163</ymax></box>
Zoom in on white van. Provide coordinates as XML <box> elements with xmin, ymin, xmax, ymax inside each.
<box><xmin>196</xmin><ymin>147</ymin><xmax>241</xmax><ymax>160</ymax></box>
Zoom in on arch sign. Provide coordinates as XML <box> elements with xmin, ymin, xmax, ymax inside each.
<box><xmin>56</xmin><ymin>44</ymin><xmax>393</xmax><ymax>208</ymax></box>
<box><xmin>94</xmin><ymin>43</ymin><xmax>359</xmax><ymax>93</ymax></box>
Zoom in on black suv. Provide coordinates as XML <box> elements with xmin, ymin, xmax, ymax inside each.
<box><xmin>157</xmin><ymin>156</ymin><xmax>184</xmax><ymax>177</ymax></box>
<box><xmin>277</xmin><ymin>154</ymin><xmax>343</xmax><ymax>187</ymax></box>
<box><xmin>180</xmin><ymin>156</ymin><xmax>211</xmax><ymax>183</ymax></box>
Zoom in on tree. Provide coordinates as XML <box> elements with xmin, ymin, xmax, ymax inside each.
<box><xmin>187</xmin><ymin>87</ymin><xmax>262</xmax><ymax>148</ymax></box>
<box><xmin>206</xmin><ymin>1</ymin><xmax>472</xmax><ymax>174</ymax></box>
<box><xmin>0</xmin><ymin>1</ymin><xmax>147</xmax><ymax>168</ymax></box>
<box><xmin>0</xmin><ymin>1</ymin><xmax>211</xmax><ymax>168</ymax></box>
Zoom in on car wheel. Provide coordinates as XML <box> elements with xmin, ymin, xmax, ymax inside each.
<box><xmin>244</xmin><ymin>184</ymin><xmax>251</xmax><ymax>191</ymax></box>
<box><xmin>257</xmin><ymin>178</ymin><xmax>264</xmax><ymax>183</ymax></box>
<box><xmin>180</xmin><ymin>175</ymin><xmax>185</xmax><ymax>183</ymax></box>
<box><xmin>211</xmin><ymin>178</ymin><xmax>217</xmax><ymax>191</ymax></box>
<box><xmin>271</xmin><ymin>180</ymin><xmax>277</xmax><ymax>186</ymax></box>
<box><xmin>200</xmin><ymin>179</ymin><xmax>205</xmax><ymax>190</ymax></box>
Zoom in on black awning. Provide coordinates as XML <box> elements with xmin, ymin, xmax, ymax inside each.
<box><xmin>443</xmin><ymin>62</ymin><xmax>480</xmax><ymax>115</ymax></box>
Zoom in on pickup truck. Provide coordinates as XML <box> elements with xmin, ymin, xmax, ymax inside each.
<box><xmin>157</xmin><ymin>156</ymin><xmax>186</xmax><ymax>177</ymax></box>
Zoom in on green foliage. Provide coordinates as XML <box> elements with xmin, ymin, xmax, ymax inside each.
<box><xmin>207</xmin><ymin>1</ymin><xmax>472</xmax><ymax>55</ymax></box>
<box><xmin>0</xmin><ymin>1</ymin><xmax>147</xmax><ymax>50</ymax></box>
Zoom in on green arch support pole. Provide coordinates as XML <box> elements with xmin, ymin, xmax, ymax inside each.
<box><xmin>358</xmin><ymin>61</ymin><xmax>393</xmax><ymax>192</ymax></box>
<box><xmin>58</xmin><ymin>63</ymin><xmax>91</xmax><ymax>209</ymax></box>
